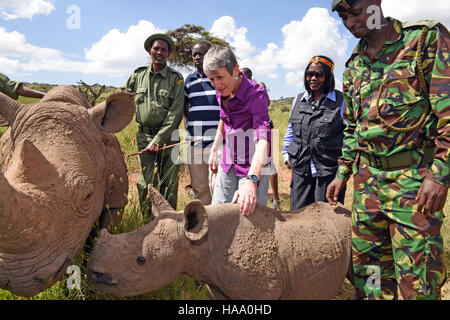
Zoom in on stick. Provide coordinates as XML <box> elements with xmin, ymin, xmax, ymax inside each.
<box><xmin>125</xmin><ymin>138</ymin><xmax>204</xmax><ymax>158</ymax></box>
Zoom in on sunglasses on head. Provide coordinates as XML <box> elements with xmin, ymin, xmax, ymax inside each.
<box><xmin>306</xmin><ymin>70</ymin><xmax>325</xmax><ymax>78</ymax></box>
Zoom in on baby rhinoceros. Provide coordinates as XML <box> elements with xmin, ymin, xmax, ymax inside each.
<box><xmin>0</xmin><ymin>86</ymin><xmax>134</xmax><ymax>297</ymax></box>
<box><xmin>88</xmin><ymin>186</ymin><xmax>352</xmax><ymax>300</ymax></box>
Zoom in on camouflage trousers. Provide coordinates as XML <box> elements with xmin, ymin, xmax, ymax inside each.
<box><xmin>351</xmin><ymin>163</ymin><xmax>446</xmax><ymax>300</ymax></box>
<box><xmin>136</xmin><ymin>132</ymin><xmax>180</xmax><ymax>215</ymax></box>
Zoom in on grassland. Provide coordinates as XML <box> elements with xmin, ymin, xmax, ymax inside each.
<box><xmin>0</xmin><ymin>92</ymin><xmax>448</xmax><ymax>300</ymax></box>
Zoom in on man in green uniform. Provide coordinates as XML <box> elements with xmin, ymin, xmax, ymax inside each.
<box><xmin>124</xmin><ymin>33</ymin><xmax>185</xmax><ymax>214</ymax></box>
<box><xmin>0</xmin><ymin>72</ymin><xmax>45</xmax><ymax>100</ymax></box>
<box><xmin>327</xmin><ymin>0</ymin><xmax>449</xmax><ymax>299</ymax></box>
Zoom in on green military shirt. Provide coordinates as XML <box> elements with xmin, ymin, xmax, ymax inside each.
<box><xmin>338</xmin><ymin>18</ymin><xmax>450</xmax><ymax>186</ymax></box>
<box><xmin>124</xmin><ymin>64</ymin><xmax>185</xmax><ymax>147</ymax></box>
<box><xmin>0</xmin><ymin>72</ymin><xmax>22</xmax><ymax>100</ymax></box>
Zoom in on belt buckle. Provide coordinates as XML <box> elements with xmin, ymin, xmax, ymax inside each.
<box><xmin>374</xmin><ymin>156</ymin><xmax>382</xmax><ymax>169</ymax></box>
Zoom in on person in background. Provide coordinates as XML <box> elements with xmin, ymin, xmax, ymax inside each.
<box><xmin>327</xmin><ymin>0</ymin><xmax>449</xmax><ymax>300</ymax></box>
<box><xmin>240</xmin><ymin>67</ymin><xmax>281</xmax><ymax>210</ymax></box>
<box><xmin>205</xmin><ymin>46</ymin><xmax>272</xmax><ymax>216</ymax></box>
<box><xmin>283</xmin><ymin>55</ymin><xmax>345</xmax><ymax>210</ymax></box>
<box><xmin>184</xmin><ymin>41</ymin><xmax>220</xmax><ymax>205</ymax></box>
<box><xmin>123</xmin><ymin>33</ymin><xmax>185</xmax><ymax>215</ymax></box>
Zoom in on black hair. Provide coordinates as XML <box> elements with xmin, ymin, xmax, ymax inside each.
<box><xmin>240</xmin><ymin>67</ymin><xmax>253</xmax><ymax>79</ymax></box>
<box><xmin>195</xmin><ymin>41</ymin><xmax>212</xmax><ymax>50</ymax></box>
<box><xmin>304</xmin><ymin>55</ymin><xmax>335</xmax><ymax>95</ymax></box>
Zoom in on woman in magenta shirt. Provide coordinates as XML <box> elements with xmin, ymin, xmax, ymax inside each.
<box><xmin>204</xmin><ymin>46</ymin><xmax>272</xmax><ymax>215</ymax></box>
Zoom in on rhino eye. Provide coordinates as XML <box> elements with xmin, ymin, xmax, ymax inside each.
<box><xmin>136</xmin><ymin>257</ymin><xmax>146</xmax><ymax>266</ymax></box>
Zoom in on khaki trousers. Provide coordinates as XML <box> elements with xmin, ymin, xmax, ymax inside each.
<box><xmin>188</xmin><ymin>145</ymin><xmax>214</xmax><ymax>205</ymax></box>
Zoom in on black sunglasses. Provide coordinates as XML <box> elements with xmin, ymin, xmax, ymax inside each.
<box><xmin>306</xmin><ymin>70</ymin><xmax>325</xmax><ymax>78</ymax></box>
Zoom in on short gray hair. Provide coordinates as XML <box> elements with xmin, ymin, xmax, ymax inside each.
<box><xmin>203</xmin><ymin>45</ymin><xmax>237</xmax><ymax>77</ymax></box>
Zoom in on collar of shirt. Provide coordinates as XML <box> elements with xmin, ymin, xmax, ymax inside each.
<box><xmin>300</xmin><ymin>90</ymin><xmax>337</xmax><ymax>105</ymax></box>
<box><xmin>195</xmin><ymin>70</ymin><xmax>208</xmax><ymax>78</ymax></box>
<box><xmin>150</xmin><ymin>65</ymin><xmax>169</xmax><ymax>78</ymax></box>
<box><xmin>354</xmin><ymin>17</ymin><xmax>403</xmax><ymax>59</ymax></box>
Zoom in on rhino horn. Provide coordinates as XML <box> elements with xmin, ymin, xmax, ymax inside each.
<box><xmin>88</xmin><ymin>91</ymin><xmax>135</xmax><ymax>133</ymax></box>
<box><xmin>0</xmin><ymin>92</ymin><xmax>23</xmax><ymax>126</ymax></box>
<box><xmin>9</xmin><ymin>139</ymin><xmax>56</xmax><ymax>186</ymax></box>
<box><xmin>147</xmin><ymin>184</ymin><xmax>176</xmax><ymax>217</ymax></box>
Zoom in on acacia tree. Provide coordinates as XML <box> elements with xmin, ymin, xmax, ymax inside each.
<box><xmin>167</xmin><ymin>24</ymin><xmax>231</xmax><ymax>70</ymax></box>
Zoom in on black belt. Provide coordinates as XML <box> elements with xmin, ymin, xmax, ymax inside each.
<box><xmin>138</xmin><ymin>124</ymin><xmax>160</xmax><ymax>135</ymax></box>
<box><xmin>359</xmin><ymin>147</ymin><xmax>435</xmax><ymax>170</ymax></box>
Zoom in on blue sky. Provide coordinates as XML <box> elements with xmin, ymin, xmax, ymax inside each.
<box><xmin>0</xmin><ymin>0</ymin><xmax>448</xmax><ymax>99</ymax></box>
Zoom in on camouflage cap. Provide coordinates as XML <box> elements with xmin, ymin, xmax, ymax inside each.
<box><xmin>331</xmin><ymin>0</ymin><xmax>362</xmax><ymax>12</ymax></box>
<box><xmin>144</xmin><ymin>33</ymin><xmax>175</xmax><ymax>53</ymax></box>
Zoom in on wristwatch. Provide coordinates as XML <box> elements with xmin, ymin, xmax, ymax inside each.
<box><xmin>246</xmin><ymin>174</ymin><xmax>260</xmax><ymax>186</ymax></box>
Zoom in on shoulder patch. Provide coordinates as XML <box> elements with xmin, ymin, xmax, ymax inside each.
<box><xmin>402</xmin><ymin>20</ymin><xmax>441</xmax><ymax>29</ymax></box>
<box><xmin>133</xmin><ymin>65</ymin><xmax>149</xmax><ymax>73</ymax></box>
<box><xmin>177</xmin><ymin>79</ymin><xmax>184</xmax><ymax>85</ymax></box>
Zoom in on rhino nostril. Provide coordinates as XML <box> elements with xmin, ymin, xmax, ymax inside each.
<box><xmin>92</xmin><ymin>271</ymin><xmax>113</xmax><ymax>284</ymax></box>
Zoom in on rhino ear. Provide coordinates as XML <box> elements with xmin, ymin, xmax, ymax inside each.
<box><xmin>10</xmin><ymin>139</ymin><xmax>56</xmax><ymax>185</ymax></box>
<box><xmin>183</xmin><ymin>200</ymin><xmax>209</xmax><ymax>242</ymax></box>
<box><xmin>88</xmin><ymin>91</ymin><xmax>135</xmax><ymax>133</ymax></box>
<box><xmin>148</xmin><ymin>184</ymin><xmax>176</xmax><ymax>217</ymax></box>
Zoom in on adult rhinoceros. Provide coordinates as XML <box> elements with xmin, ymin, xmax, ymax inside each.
<box><xmin>88</xmin><ymin>185</ymin><xmax>353</xmax><ymax>300</ymax></box>
<box><xmin>0</xmin><ymin>86</ymin><xmax>134</xmax><ymax>297</ymax></box>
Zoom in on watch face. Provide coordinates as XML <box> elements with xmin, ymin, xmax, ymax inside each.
<box><xmin>248</xmin><ymin>175</ymin><xmax>259</xmax><ymax>183</ymax></box>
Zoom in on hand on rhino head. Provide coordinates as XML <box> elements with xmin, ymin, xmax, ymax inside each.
<box><xmin>0</xmin><ymin>86</ymin><xmax>135</xmax><ymax>297</ymax></box>
<box><xmin>87</xmin><ymin>185</ymin><xmax>210</xmax><ymax>297</ymax></box>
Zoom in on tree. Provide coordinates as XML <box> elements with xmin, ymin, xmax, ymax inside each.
<box><xmin>167</xmin><ymin>24</ymin><xmax>231</xmax><ymax>70</ymax></box>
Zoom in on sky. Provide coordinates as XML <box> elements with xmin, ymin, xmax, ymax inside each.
<box><xmin>0</xmin><ymin>0</ymin><xmax>449</xmax><ymax>99</ymax></box>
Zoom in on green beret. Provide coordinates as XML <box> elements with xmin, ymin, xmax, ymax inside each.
<box><xmin>144</xmin><ymin>33</ymin><xmax>175</xmax><ymax>53</ymax></box>
<box><xmin>332</xmin><ymin>0</ymin><xmax>361</xmax><ymax>12</ymax></box>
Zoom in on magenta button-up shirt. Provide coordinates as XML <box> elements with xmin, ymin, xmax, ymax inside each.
<box><xmin>217</xmin><ymin>74</ymin><xmax>271</xmax><ymax>177</ymax></box>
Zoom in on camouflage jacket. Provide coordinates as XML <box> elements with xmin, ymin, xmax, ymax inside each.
<box><xmin>337</xmin><ymin>18</ymin><xmax>450</xmax><ymax>187</ymax></box>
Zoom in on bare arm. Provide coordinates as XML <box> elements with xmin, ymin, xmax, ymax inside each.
<box><xmin>232</xmin><ymin>138</ymin><xmax>269</xmax><ymax>216</ymax></box>
<box><xmin>209</xmin><ymin>119</ymin><xmax>225</xmax><ymax>173</ymax></box>
<box><xmin>17</xmin><ymin>85</ymin><xmax>45</xmax><ymax>99</ymax></box>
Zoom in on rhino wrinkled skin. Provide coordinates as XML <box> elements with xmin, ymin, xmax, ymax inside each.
<box><xmin>88</xmin><ymin>185</ymin><xmax>352</xmax><ymax>300</ymax></box>
<box><xmin>0</xmin><ymin>86</ymin><xmax>134</xmax><ymax>297</ymax></box>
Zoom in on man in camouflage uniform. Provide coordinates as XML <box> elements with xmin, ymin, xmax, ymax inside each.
<box><xmin>124</xmin><ymin>33</ymin><xmax>185</xmax><ymax>213</ymax></box>
<box><xmin>327</xmin><ymin>0</ymin><xmax>449</xmax><ymax>299</ymax></box>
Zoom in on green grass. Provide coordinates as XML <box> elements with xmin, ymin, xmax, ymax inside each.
<box><xmin>0</xmin><ymin>95</ymin><xmax>448</xmax><ymax>300</ymax></box>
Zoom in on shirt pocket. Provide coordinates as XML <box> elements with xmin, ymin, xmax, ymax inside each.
<box><xmin>158</xmin><ymin>89</ymin><xmax>170</xmax><ymax>109</ymax></box>
<box><xmin>318</xmin><ymin>110</ymin><xmax>341</xmax><ymax>138</ymax></box>
<box><xmin>380</xmin><ymin>60</ymin><xmax>425</xmax><ymax>118</ymax></box>
<box><xmin>135</xmin><ymin>87</ymin><xmax>147</xmax><ymax>104</ymax></box>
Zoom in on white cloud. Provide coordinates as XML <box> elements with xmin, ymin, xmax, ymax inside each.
<box><xmin>0</xmin><ymin>11</ymin><xmax>349</xmax><ymax>95</ymax></box>
<box><xmin>382</xmin><ymin>0</ymin><xmax>450</xmax><ymax>28</ymax></box>
<box><xmin>0</xmin><ymin>0</ymin><xmax>55</xmax><ymax>20</ymax></box>
<box><xmin>84</xmin><ymin>20</ymin><xmax>164</xmax><ymax>76</ymax></box>
<box><xmin>208</xmin><ymin>10</ymin><xmax>349</xmax><ymax>89</ymax></box>
<box><xmin>0</xmin><ymin>27</ymin><xmax>85</xmax><ymax>73</ymax></box>
<box><xmin>277</xmin><ymin>8</ymin><xmax>349</xmax><ymax>89</ymax></box>
<box><xmin>0</xmin><ymin>21</ymin><xmax>164</xmax><ymax>78</ymax></box>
